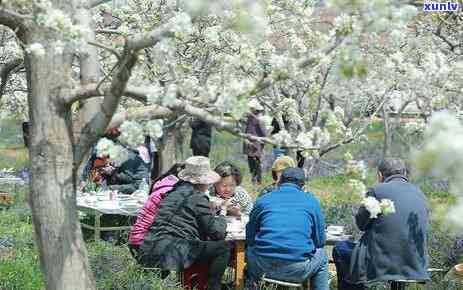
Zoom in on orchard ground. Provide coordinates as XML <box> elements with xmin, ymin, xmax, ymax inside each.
<box><xmin>0</xmin><ymin>118</ymin><xmax>461</xmax><ymax>290</ymax></box>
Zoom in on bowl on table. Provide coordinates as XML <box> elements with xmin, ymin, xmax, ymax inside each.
<box><xmin>327</xmin><ymin>225</ymin><xmax>345</xmax><ymax>236</ymax></box>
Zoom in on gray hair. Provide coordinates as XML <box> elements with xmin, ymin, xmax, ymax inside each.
<box><xmin>377</xmin><ymin>158</ymin><xmax>406</xmax><ymax>178</ymax></box>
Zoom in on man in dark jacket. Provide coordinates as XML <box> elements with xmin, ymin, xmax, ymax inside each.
<box><xmin>333</xmin><ymin>158</ymin><xmax>429</xmax><ymax>290</ymax></box>
<box><xmin>190</xmin><ymin>118</ymin><xmax>212</xmax><ymax>157</ymax></box>
<box><xmin>139</xmin><ymin>156</ymin><xmax>228</xmax><ymax>290</ymax></box>
<box><xmin>246</xmin><ymin>168</ymin><xmax>329</xmax><ymax>289</ymax></box>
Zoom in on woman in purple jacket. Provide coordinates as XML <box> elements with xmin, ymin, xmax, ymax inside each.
<box><xmin>128</xmin><ymin>163</ymin><xmax>185</xmax><ymax>257</ymax></box>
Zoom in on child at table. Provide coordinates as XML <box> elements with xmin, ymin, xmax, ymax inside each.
<box><xmin>208</xmin><ymin>161</ymin><xmax>253</xmax><ymax>217</ymax></box>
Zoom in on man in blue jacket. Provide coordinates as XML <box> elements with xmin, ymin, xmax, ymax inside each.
<box><xmin>246</xmin><ymin>167</ymin><xmax>329</xmax><ymax>290</ymax></box>
<box><xmin>333</xmin><ymin>158</ymin><xmax>429</xmax><ymax>290</ymax></box>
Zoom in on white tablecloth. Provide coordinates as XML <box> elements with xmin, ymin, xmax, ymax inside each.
<box><xmin>0</xmin><ymin>177</ymin><xmax>25</xmax><ymax>185</ymax></box>
<box><xmin>226</xmin><ymin>217</ymin><xmax>246</xmax><ymax>241</ymax></box>
<box><xmin>77</xmin><ymin>193</ymin><xmax>144</xmax><ymax>216</ymax></box>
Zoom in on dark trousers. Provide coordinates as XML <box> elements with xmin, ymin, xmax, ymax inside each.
<box><xmin>247</xmin><ymin>156</ymin><xmax>262</xmax><ymax>184</ymax></box>
<box><xmin>189</xmin><ymin>240</ymin><xmax>230</xmax><ymax>290</ymax></box>
<box><xmin>192</xmin><ymin>147</ymin><xmax>210</xmax><ymax>157</ymax></box>
<box><xmin>296</xmin><ymin>151</ymin><xmax>305</xmax><ymax>168</ymax></box>
<box><xmin>140</xmin><ymin>239</ymin><xmax>230</xmax><ymax>290</ymax></box>
<box><xmin>332</xmin><ymin>241</ymin><xmax>366</xmax><ymax>290</ymax></box>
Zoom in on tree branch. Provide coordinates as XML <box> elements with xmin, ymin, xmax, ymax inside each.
<box><xmin>320</xmin><ymin>92</ymin><xmax>392</xmax><ymax>157</ymax></box>
<box><xmin>0</xmin><ymin>8</ymin><xmax>31</xmax><ymax>33</ymax></box>
<box><xmin>65</xmin><ymin>84</ymin><xmax>106</xmax><ymax>104</ymax></box>
<box><xmin>88</xmin><ymin>0</ymin><xmax>112</xmax><ymax>8</ymax></box>
<box><xmin>88</xmin><ymin>41</ymin><xmax>121</xmax><ymax>60</ymax></box>
<box><xmin>126</xmin><ymin>27</ymin><xmax>175</xmax><ymax>51</ymax></box>
<box><xmin>95</xmin><ymin>29</ymin><xmax>125</xmax><ymax>35</ymax></box>
<box><xmin>74</xmin><ymin>49</ymin><xmax>139</xmax><ymax>165</ymax></box>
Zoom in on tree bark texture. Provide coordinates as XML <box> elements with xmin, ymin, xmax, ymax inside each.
<box><xmin>383</xmin><ymin>107</ymin><xmax>392</xmax><ymax>158</ymax></box>
<box><xmin>25</xmin><ymin>41</ymin><xmax>96</xmax><ymax>290</ymax></box>
<box><xmin>158</xmin><ymin>126</ymin><xmax>177</xmax><ymax>173</ymax></box>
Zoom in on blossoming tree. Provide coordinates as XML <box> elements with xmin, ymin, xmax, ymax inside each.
<box><xmin>0</xmin><ymin>0</ymin><xmax>447</xmax><ymax>289</ymax></box>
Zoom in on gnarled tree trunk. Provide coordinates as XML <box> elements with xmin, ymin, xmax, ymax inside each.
<box><xmin>25</xmin><ymin>37</ymin><xmax>96</xmax><ymax>290</ymax></box>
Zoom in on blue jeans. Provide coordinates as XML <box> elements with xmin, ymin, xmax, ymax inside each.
<box><xmin>246</xmin><ymin>248</ymin><xmax>329</xmax><ymax>290</ymax></box>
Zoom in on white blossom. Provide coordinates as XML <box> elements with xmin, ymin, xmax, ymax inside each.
<box><xmin>146</xmin><ymin>84</ymin><xmax>165</xmax><ymax>105</ymax></box>
<box><xmin>119</xmin><ymin>121</ymin><xmax>145</xmax><ymax>147</ymax></box>
<box><xmin>26</xmin><ymin>43</ymin><xmax>46</xmax><ymax>57</ymax></box>
<box><xmin>95</xmin><ymin>138</ymin><xmax>129</xmax><ymax>167</ymax></box>
<box><xmin>362</xmin><ymin>196</ymin><xmax>382</xmax><ymax>219</ymax></box>
<box><xmin>273</xmin><ymin>130</ymin><xmax>292</xmax><ymax>146</ymax></box>
<box><xmin>168</xmin><ymin>12</ymin><xmax>193</xmax><ymax>35</ymax></box>
<box><xmin>54</xmin><ymin>40</ymin><xmax>64</xmax><ymax>55</ymax></box>
<box><xmin>348</xmin><ymin>179</ymin><xmax>367</xmax><ymax>198</ymax></box>
<box><xmin>145</xmin><ymin>120</ymin><xmax>163</xmax><ymax>139</ymax></box>
<box><xmin>107</xmin><ymin>144</ymin><xmax>129</xmax><ymax>167</ymax></box>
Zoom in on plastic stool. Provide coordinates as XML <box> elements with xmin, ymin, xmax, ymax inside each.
<box><xmin>261</xmin><ymin>277</ymin><xmax>309</xmax><ymax>290</ymax></box>
<box><xmin>390</xmin><ymin>280</ymin><xmax>426</xmax><ymax>290</ymax></box>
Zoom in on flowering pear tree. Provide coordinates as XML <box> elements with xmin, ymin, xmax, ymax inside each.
<box><xmin>0</xmin><ymin>0</ymin><xmax>449</xmax><ymax>289</ymax></box>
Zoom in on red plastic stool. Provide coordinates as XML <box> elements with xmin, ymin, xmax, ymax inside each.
<box><xmin>182</xmin><ymin>262</ymin><xmax>209</xmax><ymax>290</ymax></box>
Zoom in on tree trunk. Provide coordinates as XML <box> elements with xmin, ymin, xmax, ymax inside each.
<box><xmin>383</xmin><ymin>107</ymin><xmax>392</xmax><ymax>158</ymax></box>
<box><xmin>25</xmin><ymin>46</ymin><xmax>96</xmax><ymax>289</ymax></box>
<box><xmin>158</xmin><ymin>127</ymin><xmax>177</xmax><ymax>173</ymax></box>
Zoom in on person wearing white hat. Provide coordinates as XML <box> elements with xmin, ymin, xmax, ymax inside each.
<box><xmin>244</xmin><ymin>99</ymin><xmax>267</xmax><ymax>184</ymax></box>
<box><xmin>138</xmin><ymin>156</ymin><xmax>229</xmax><ymax>290</ymax></box>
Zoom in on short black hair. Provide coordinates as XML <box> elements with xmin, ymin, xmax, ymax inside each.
<box><xmin>214</xmin><ymin>161</ymin><xmax>242</xmax><ymax>186</ymax></box>
<box><xmin>377</xmin><ymin>158</ymin><xmax>406</xmax><ymax>179</ymax></box>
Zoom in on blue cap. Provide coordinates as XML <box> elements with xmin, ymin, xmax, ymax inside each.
<box><xmin>280</xmin><ymin>167</ymin><xmax>305</xmax><ymax>184</ymax></box>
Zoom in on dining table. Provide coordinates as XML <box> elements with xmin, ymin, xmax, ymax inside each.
<box><xmin>76</xmin><ymin>191</ymin><xmax>145</xmax><ymax>240</ymax></box>
<box><xmin>224</xmin><ymin>216</ymin><xmax>353</xmax><ymax>290</ymax></box>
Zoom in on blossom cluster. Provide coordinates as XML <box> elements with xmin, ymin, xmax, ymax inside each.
<box><xmin>95</xmin><ymin>138</ymin><xmax>129</xmax><ymax>167</ymax></box>
<box><xmin>119</xmin><ymin>121</ymin><xmax>145</xmax><ymax>148</ymax></box>
<box><xmin>345</xmin><ymin>160</ymin><xmax>367</xmax><ymax>180</ymax></box>
<box><xmin>414</xmin><ymin>112</ymin><xmax>463</xmax><ymax>229</ymax></box>
<box><xmin>347</xmin><ymin>179</ymin><xmax>367</xmax><ymax>198</ymax></box>
<box><xmin>361</xmin><ymin>196</ymin><xmax>396</xmax><ymax>219</ymax></box>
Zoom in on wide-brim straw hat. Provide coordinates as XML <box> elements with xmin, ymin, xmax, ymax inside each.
<box><xmin>178</xmin><ymin>156</ymin><xmax>221</xmax><ymax>185</ymax></box>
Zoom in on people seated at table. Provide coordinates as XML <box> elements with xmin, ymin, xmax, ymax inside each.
<box><xmin>80</xmin><ymin>127</ymin><xmax>150</xmax><ymax>195</ymax></box>
<box><xmin>209</xmin><ymin>161</ymin><xmax>253</xmax><ymax>216</ymax></box>
<box><xmin>128</xmin><ymin>162</ymin><xmax>185</xmax><ymax>257</ymax></box>
<box><xmin>246</xmin><ymin>167</ymin><xmax>329</xmax><ymax>290</ymax></box>
<box><xmin>333</xmin><ymin>158</ymin><xmax>429</xmax><ymax>290</ymax></box>
<box><xmin>258</xmin><ymin>155</ymin><xmax>296</xmax><ymax>198</ymax></box>
<box><xmin>138</xmin><ymin>156</ymin><xmax>229</xmax><ymax>290</ymax></box>
<box><xmin>80</xmin><ymin>128</ymin><xmax>120</xmax><ymax>190</ymax></box>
